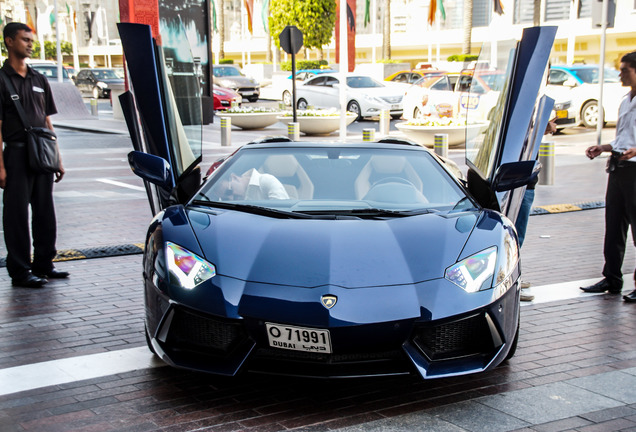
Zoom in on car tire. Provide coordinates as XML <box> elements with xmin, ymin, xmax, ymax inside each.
<box><xmin>581</xmin><ymin>100</ymin><xmax>602</xmax><ymax>129</ymax></box>
<box><xmin>347</xmin><ymin>100</ymin><xmax>361</xmax><ymax>121</ymax></box>
<box><xmin>391</xmin><ymin>114</ymin><xmax>402</xmax><ymax>120</ymax></box>
<box><xmin>504</xmin><ymin>318</ymin><xmax>520</xmax><ymax>361</ymax></box>
<box><xmin>92</xmin><ymin>86</ymin><xmax>101</xmax><ymax>99</ymax></box>
<box><xmin>282</xmin><ymin>90</ymin><xmax>292</xmax><ymax>106</ymax></box>
<box><xmin>297</xmin><ymin>98</ymin><xmax>308</xmax><ymax>110</ymax></box>
<box><xmin>248</xmin><ymin>96</ymin><xmax>259</xmax><ymax>103</ymax></box>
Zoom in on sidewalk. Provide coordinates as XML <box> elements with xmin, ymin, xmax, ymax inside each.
<box><xmin>1</xmin><ymin>118</ymin><xmax>635</xmax><ymax>431</ymax></box>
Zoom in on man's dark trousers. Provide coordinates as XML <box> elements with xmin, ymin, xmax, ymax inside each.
<box><xmin>3</xmin><ymin>143</ymin><xmax>56</xmax><ymax>279</ymax></box>
<box><xmin>603</xmin><ymin>163</ymin><xmax>636</xmax><ymax>288</ymax></box>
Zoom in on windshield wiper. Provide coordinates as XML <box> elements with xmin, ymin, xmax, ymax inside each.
<box><xmin>299</xmin><ymin>208</ymin><xmax>434</xmax><ymax>218</ymax></box>
<box><xmin>189</xmin><ymin>200</ymin><xmax>313</xmax><ymax>219</ymax></box>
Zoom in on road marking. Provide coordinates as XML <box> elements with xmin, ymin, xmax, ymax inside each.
<box><xmin>96</xmin><ymin>178</ymin><xmax>145</xmax><ymax>191</ymax></box>
<box><xmin>0</xmin><ymin>347</ymin><xmax>165</xmax><ymax>397</ymax></box>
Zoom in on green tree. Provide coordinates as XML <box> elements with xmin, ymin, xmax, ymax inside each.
<box><xmin>269</xmin><ymin>0</ymin><xmax>336</xmax><ymax>59</ymax></box>
<box><xmin>32</xmin><ymin>41</ymin><xmax>73</xmax><ymax>59</ymax></box>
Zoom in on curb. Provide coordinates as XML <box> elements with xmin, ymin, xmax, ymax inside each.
<box><xmin>531</xmin><ymin>200</ymin><xmax>605</xmax><ymax>215</ymax></box>
<box><xmin>0</xmin><ymin>201</ymin><xmax>606</xmax><ymax>268</ymax></box>
<box><xmin>0</xmin><ymin>244</ymin><xmax>145</xmax><ymax>268</ymax></box>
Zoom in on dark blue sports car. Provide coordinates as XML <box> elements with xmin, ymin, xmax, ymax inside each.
<box><xmin>118</xmin><ymin>23</ymin><xmax>556</xmax><ymax>379</ymax></box>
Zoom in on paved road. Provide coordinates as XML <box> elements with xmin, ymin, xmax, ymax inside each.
<box><xmin>1</xmin><ymin>104</ymin><xmax>636</xmax><ymax>432</ymax></box>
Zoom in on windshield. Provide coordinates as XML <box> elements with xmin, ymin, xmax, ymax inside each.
<box><xmin>92</xmin><ymin>69</ymin><xmax>120</xmax><ymax>80</ymax></box>
<box><xmin>32</xmin><ymin>65</ymin><xmax>69</xmax><ymax>79</ymax></box>
<box><xmin>213</xmin><ymin>66</ymin><xmax>243</xmax><ymax>77</ymax></box>
<box><xmin>194</xmin><ymin>147</ymin><xmax>470</xmax><ymax>214</ymax></box>
<box><xmin>346</xmin><ymin>76</ymin><xmax>385</xmax><ymax>88</ymax></box>
<box><xmin>572</xmin><ymin>67</ymin><xmax>620</xmax><ymax>84</ymax></box>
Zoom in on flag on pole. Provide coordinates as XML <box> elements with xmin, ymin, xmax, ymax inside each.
<box><xmin>493</xmin><ymin>0</ymin><xmax>504</xmax><ymax>15</ymax></box>
<box><xmin>244</xmin><ymin>0</ymin><xmax>254</xmax><ymax>34</ymax></box>
<box><xmin>26</xmin><ymin>8</ymin><xmax>36</xmax><ymax>34</ymax></box>
<box><xmin>211</xmin><ymin>0</ymin><xmax>218</xmax><ymax>32</ymax></box>
<box><xmin>364</xmin><ymin>0</ymin><xmax>370</xmax><ymax>27</ymax></box>
<box><xmin>49</xmin><ymin>10</ymin><xmax>56</xmax><ymax>27</ymax></box>
<box><xmin>261</xmin><ymin>0</ymin><xmax>270</xmax><ymax>32</ymax></box>
<box><xmin>428</xmin><ymin>0</ymin><xmax>445</xmax><ymax>25</ymax></box>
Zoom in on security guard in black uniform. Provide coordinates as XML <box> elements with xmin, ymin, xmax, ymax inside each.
<box><xmin>0</xmin><ymin>22</ymin><xmax>69</xmax><ymax>288</ymax></box>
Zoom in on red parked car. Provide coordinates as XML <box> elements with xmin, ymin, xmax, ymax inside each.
<box><xmin>213</xmin><ymin>84</ymin><xmax>242</xmax><ymax>110</ymax></box>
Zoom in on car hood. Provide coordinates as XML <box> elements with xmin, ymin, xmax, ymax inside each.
<box><xmin>214</xmin><ymin>76</ymin><xmax>259</xmax><ymax>87</ymax></box>
<box><xmin>357</xmin><ymin>86</ymin><xmax>405</xmax><ymax>99</ymax></box>
<box><xmin>97</xmin><ymin>78</ymin><xmax>125</xmax><ymax>84</ymax></box>
<box><xmin>186</xmin><ymin>208</ymin><xmax>483</xmax><ymax>288</ymax></box>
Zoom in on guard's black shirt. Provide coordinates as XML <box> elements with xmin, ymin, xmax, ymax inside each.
<box><xmin>0</xmin><ymin>61</ymin><xmax>57</xmax><ymax>143</ymax></box>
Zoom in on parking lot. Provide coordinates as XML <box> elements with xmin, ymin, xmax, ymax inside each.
<box><xmin>1</xmin><ymin>111</ymin><xmax>636</xmax><ymax>431</ymax></box>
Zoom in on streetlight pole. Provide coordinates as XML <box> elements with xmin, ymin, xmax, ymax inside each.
<box><xmin>596</xmin><ymin>0</ymin><xmax>608</xmax><ymax>146</ymax></box>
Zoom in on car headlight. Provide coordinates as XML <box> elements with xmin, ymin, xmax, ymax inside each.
<box><xmin>553</xmin><ymin>101</ymin><xmax>571</xmax><ymax>111</ymax></box>
<box><xmin>445</xmin><ymin>246</ymin><xmax>497</xmax><ymax>293</ymax></box>
<box><xmin>97</xmin><ymin>81</ymin><xmax>108</xmax><ymax>89</ymax></box>
<box><xmin>165</xmin><ymin>241</ymin><xmax>216</xmax><ymax>290</ymax></box>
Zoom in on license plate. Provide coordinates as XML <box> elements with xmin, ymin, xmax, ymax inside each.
<box><xmin>265</xmin><ymin>323</ymin><xmax>332</xmax><ymax>353</ymax></box>
<box><xmin>391</xmin><ymin>104</ymin><xmax>401</xmax><ymax>110</ymax></box>
<box><xmin>242</xmin><ymin>91</ymin><xmax>254</xmax><ymax>96</ymax></box>
<box><xmin>555</xmin><ymin>109</ymin><xmax>568</xmax><ymax>119</ymax></box>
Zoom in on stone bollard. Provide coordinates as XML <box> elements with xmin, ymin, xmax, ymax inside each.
<box><xmin>90</xmin><ymin>98</ymin><xmax>98</xmax><ymax>116</ymax></box>
<box><xmin>538</xmin><ymin>140</ymin><xmax>555</xmax><ymax>185</ymax></box>
<box><xmin>362</xmin><ymin>128</ymin><xmax>375</xmax><ymax>142</ymax></box>
<box><xmin>288</xmin><ymin>122</ymin><xmax>300</xmax><ymax>141</ymax></box>
<box><xmin>220</xmin><ymin>117</ymin><xmax>231</xmax><ymax>147</ymax></box>
<box><xmin>434</xmin><ymin>133</ymin><xmax>449</xmax><ymax>158</ymax></box>
<box><xmin>380</xmin><ymin>109</ymin><xmax>390</xmax><ymax>136</ymax></box>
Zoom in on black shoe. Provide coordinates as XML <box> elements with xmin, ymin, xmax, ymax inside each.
<box><xmin>12</xmin><ymin>272</ymin><xmax>48</xmax><ymax>288</ymax></box>
<box><xmin>623</xmin><ymin>290</ymin><xmax>636</xmax><ymax>303</ymax></box>
<box><xmin>580</xmin><ymin>279</ymin><xmax>622</xmax><ymax>294</ymax></box>
<box><xmin>34</xmin><ymin>268</ymin><xmax>70</xmax><ymax>279</ymax></box>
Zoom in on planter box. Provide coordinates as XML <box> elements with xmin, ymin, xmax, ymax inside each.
<box><xmin>395</xmin><ymin>122</ymin><xmax>488</xmax><ymax>147</ymax></box>
<box><xmin>220</xmin><ymin>111</ymin><xmax>282</xmax><ymax>129</ymax></box>
<box><xmin>277</xmin><ymin>114</ymin><xmax>357</xmax><ymax>135</ymax></box>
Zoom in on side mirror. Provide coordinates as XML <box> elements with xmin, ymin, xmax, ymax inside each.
<box><xmin>563</xmin><ymin>78</ymin><xmax>578</xmax><ymax>88</ymax></box>
<box><xmin>128</xmin><ymin>151</ymin><xmax>173</xmax><ymax>190</ymax></box>
<box><xmin>492</xmin><ymin>160</ymin><xmax>540</xmax><ymax>192</ymax></box>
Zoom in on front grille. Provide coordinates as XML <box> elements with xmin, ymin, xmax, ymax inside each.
<box><xmin>381</xmin><ymin>96</ymin><xmax>403</xmax><ymax>104</ymax></box>
<box><xmin>255</xmin><ymin>347</ymin><xmax>403</xmax><ymax>364</ymax></box>
<box><xmin>166</xmin><ymin>307</ymin><xmax>247</xmax><ymax>354</ymax></box>
<box><xmin>412</xmin><ymin>313</ymin><xmax>496</xmax><ymax>361</ymax></box>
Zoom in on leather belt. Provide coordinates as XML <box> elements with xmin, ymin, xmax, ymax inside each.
<box><xmin>4</xmin><ymin>141</ymin><xmax>25</xmax><ymax>148</ymax></box>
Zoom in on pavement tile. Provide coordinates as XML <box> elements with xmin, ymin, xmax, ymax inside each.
<box><xmin>531</xmin><ymin>416</ymin><xmax>594</xmax><ymax>432</ymax></box>
<box><xmin>478</xmin><ymin>381</ymin><xmax>624</xmax><ymax>424</ymax></box>
<box><xmin>425</xmin><ymin>400</ymin><xmax>531</xmax><ymax>431</ymax></box>
<box><xmin>567</xmin><ymin>371</ymin><xmax>636</xmax><ymax>404</ymax></box>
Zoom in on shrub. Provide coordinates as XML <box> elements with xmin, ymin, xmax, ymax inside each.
<box><xmin>219</xmin><ymin>59</ymin><xmax>234</xmax><ymax>64</ymax></box>
<box><xmin>280</xmin><ymin>59</ymin><xmax>329</xmax><ymax>71</ymax></box>
<box><xmin>447</xmin><ymin>54</ymin><xmax>479</xmax><ymax>62</ymax></box>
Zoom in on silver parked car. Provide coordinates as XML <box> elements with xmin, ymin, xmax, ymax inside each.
<box><xmin>212</xmin><ymin>65</ymin><xmax>260</xmax><ymax>102</ymax></box>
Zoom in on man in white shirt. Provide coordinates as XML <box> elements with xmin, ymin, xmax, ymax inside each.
<box><xmin>223</xmin><ymin>168</ymin><xmax>289</xmax><ymax>201</ymax></box>
<box><xmin>580</xmin><ymin>51</ymin><xmax>636</xmax><ymax>302</ymax></box>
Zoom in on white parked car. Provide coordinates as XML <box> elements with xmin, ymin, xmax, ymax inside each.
<box><xmin>545</xmin><ymin>65</ymin><xmax>625</xmax><ymax>128</ymax></box>
<box><xmin>295</xmin><ymin>73</ymin><xmax>403</xmax><ymax>120</ymax></box>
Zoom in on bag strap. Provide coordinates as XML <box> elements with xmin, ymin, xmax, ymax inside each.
<box><xmin>0</xmin><ymin>69</ymin><xmax>32</xmax><ymax>130</ymax></box>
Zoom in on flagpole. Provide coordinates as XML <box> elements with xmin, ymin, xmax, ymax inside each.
<box><xmin>72</xmin><ymin>2</ymin><xmax>79</xmax><ymax>72</ymax></box>
<box><xmin>54</xmin><ymin>0</ymin><xmax>62</xmax><ymax>81</ymax></box>
<box><xmin>371</xmin><ymin>0</ymin><xmax>377</xmax><ymax>63</ymax></box>
<box><xmin>339</xmin><ymin>0</ymin><xmax>348</xmax><ymax>141</ymax></box>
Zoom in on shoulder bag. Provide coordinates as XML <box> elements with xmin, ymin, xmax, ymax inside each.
<box><xmin>0</xmin><ymin>70</ymin><xmax>60</xmax><ymax>174</ymax></box>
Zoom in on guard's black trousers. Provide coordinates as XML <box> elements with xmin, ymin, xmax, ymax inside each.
<box><xmin>3</xmin><ymin>143</ymin><xmax>57</xmax><ymax>280</ymax></box>
<box><xmin>603</xmin><ymin>163</ymin><xmax>636</xmax><ymax>288</ymax></box>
